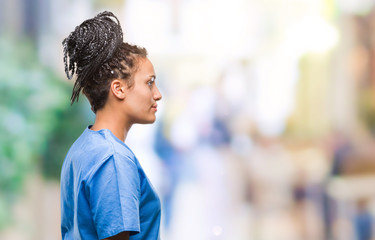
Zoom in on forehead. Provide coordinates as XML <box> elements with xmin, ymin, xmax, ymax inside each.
<box><xmin>135</xmin><ymin>57</ymin><xmax>154</xmax><ymax>75</ymax></box>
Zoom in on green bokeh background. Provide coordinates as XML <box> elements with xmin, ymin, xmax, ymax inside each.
<box><xmin>0</xmin><ymin>36</ymin><xmax>93</xmax><ymax>228</ymax></box>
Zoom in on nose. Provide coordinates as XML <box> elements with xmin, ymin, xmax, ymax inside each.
<box><xmin>153</xmin><ymin>86</ymin><xmax>162</xmax><ymax>101</ymax></box>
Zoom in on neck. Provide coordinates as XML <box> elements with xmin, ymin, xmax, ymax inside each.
<box><xmin>90</xmin><ymin>107</ymin><xmax>132</xmax><ymax>142</ymax></box>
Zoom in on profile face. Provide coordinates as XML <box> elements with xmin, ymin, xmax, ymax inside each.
<box><xmin>123</xmin><ymin>57</ymin><xmax>162</xmax><ymax>124</ymax></box>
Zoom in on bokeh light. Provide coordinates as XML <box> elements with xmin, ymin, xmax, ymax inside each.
<box><xmin>2</xmin><ymin>0</ymin><xmax>375</xmax><ymax>239</ymax></box>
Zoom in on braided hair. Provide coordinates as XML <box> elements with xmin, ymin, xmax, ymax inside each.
<box><xmin>62</xmin><ymin>11</ymin><xmax>147</xmax><ymax>113</ymax></box>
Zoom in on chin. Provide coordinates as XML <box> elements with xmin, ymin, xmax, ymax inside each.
<box><xmin>147</xmin><ymin>118</ymin><xmax>156</xmax><ymax>124</ymax></box>
<box><xmin>139</xmin><ymin>117</ymin><xmax>156</xmax><ymax>124</ymax></box>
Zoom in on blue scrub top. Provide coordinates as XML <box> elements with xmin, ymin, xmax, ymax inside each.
<box><xmin>60</xmin><ymin>126</ymin><xmax>161</xmax><ymax>240</ymax></box>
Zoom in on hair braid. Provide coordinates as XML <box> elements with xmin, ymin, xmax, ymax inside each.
<box><xmin>62</xmin><ymin>11</ymin><xmax>147</xmax><ymax>112</ymax></box>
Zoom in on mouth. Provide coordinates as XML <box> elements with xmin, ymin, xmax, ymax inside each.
<box><xmin>151</xmin><ymin>104</ymin><xmax>158</xmax><ymax>111</ymax></box>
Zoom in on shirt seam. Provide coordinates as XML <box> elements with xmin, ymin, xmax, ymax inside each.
<box><xmin>84</xmin><ymin>153</ymin><xmax>113</xmax><ymax>185</ymax></box>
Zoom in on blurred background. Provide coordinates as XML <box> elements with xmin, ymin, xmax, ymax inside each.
<box><xmin>1</xmin><ymin>0</ymin><xmax>375</xmax><ymax>239</ymax></box>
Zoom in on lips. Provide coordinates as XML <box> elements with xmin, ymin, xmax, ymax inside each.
<box><xmin>151</xmin><ymin>104</ymin><xmax>158</xmax><ymax>111</ymax></box>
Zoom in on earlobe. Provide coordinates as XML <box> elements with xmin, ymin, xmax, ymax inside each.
<box><xmin>111</xmin><ymin>80</ymin><xmax>126</xmax><ymax>100</ymax></box>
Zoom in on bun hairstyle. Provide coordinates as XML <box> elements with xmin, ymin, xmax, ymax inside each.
<box><xmin>63</xmin><ymin>11</ymin><xmax>147</xmax><ymax>113</ymax></box>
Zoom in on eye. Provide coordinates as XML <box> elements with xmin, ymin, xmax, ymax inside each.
<box><xmin>147</xmin><ymin>77</ymin><xmax>155</xmax><ymax>87</ymax></box>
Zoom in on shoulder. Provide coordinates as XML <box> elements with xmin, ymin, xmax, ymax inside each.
<box><xmin>84</xmin><ymin>153</ymin><xmax>142</xmax><ymax>206</ymax></box>
<box><xmin>63</xmin><ymin>128</ymin><xmax>120</xmax><ymax>177</ymax></box>
<box><xmin>67</xmin><ymin>127</ymin><xmax>113</xmax><ymax>156</ymax></box>
<box><xmin>83</xmin><ymin>138</ymin><xmax>139</xmax><ymax>185</ymax></box>
<box><xmin>63</xmin><ymin>127</ymin><xmax>140</xmax><ymax>180</ymax></box>
<box><xmin>85</xmin><ymin>153</ymin><xmax>140</xmax><ymax>186</ymax></box>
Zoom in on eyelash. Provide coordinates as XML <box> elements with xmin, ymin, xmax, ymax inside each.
<box><xmin>147</xmin><ymin>78</ymin><xmax>155</xmax><ymax>87</ymax></box>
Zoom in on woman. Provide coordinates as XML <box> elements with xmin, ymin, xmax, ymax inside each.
<box><xmin>60</xmin><ymin>11</ymin><xmax>162</xmax><ymax>240</ymax></box>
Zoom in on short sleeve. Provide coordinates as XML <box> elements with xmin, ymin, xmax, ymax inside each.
<box><xmin>86</xmin><ymin>153</ymin><xmax>141</xmax><ymax>239</ymax></box>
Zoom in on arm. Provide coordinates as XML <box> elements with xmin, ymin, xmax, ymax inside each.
<box><xmin>103</xmin><ymin>231</ymin><xmax>129</xmax><ymax>240</ymax></box>
<box><xmin>89</xmin><ymin>156</ymin><xmax>140</xmax><ymax>239</ymax></box>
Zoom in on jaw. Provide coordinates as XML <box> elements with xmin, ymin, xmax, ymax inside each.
<box><xmin>129</xmin><ymin>112</ymin><xmax>157</xmax><ymax>125</ymax></box>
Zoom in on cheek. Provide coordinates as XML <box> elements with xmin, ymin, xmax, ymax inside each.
<box><xmin>139</xmin><ymin>89</ymin><xmax>153</xmax><ymax>103</ymax></box>
<box><xmin>130</xmin><ymin>91</ymin><xmax>152</xmax><ymax>110</ymax></box>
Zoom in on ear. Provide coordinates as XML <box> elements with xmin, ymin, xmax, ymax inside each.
<box><xmin>110</xmin><ymin>79</ymin><xmax>126</xmax><ymax>100</ymax></box>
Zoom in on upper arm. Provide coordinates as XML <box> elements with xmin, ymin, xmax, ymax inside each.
<box><xmin>87</xmin><ymin>154</ymin><xmax>141</xmax><ymax>239</ymax></box>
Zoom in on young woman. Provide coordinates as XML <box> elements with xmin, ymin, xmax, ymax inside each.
<box><xmin>60</xmin><ymin>11</ymin><xmax>162</xmax><ymax>240</ymax></box>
